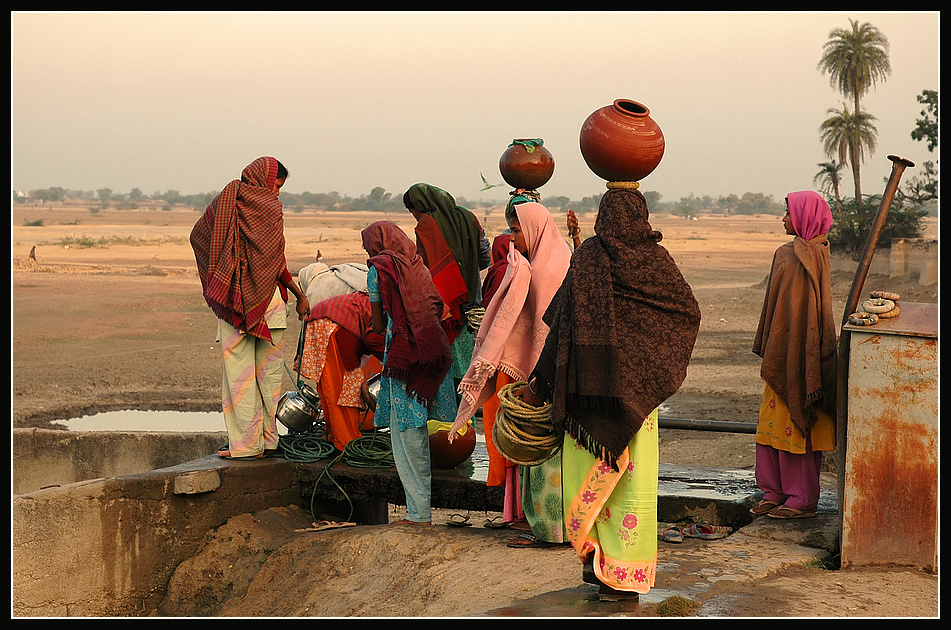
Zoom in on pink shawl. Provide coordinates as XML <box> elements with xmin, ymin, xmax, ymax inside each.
<box><xmin>453</xmin><ymin>202</ymin><xmax>571</xmax><ymax>426</ymax></box>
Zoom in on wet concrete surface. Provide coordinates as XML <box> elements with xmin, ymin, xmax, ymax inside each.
<box><xmin>477</xmin><ymin>471</ymin><xmax>839</xmax><ymax>617</ymax></box>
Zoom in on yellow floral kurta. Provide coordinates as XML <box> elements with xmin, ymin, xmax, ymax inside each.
<box><xmin>755</xmin><ymin>382</ymin><xmax>835</xmax><ymax>454</ymax></box>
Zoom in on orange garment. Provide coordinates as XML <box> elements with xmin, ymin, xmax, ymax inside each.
<box><xmin>317</xmin><ymin>328</ymin><xmax>366</xmax><ymax>451</ymax></box>
<box><xmin>299</xmin><ymin>319</ymin><xmax>366</xmax><ymax>451</ymax></box>
<box><xmin>480</xmin><ymin>371</ymin><xmax>516</xmax><ymax>487</ymax></box>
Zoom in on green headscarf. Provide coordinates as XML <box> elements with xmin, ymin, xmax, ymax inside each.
<box><xmin>406</xmin><ymin>183</ymin><xmax>483</xmax><ymax>303</ymax></box>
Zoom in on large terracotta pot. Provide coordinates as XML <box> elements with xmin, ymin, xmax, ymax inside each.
<box><xmin>579</xmin><ymin>99</ymin><xmax>665</xmax><ymax>183</ymax></box>
<box><xmin>499</xmin><ymin>139</ymin><xmax>555</xmax><ymax>190</ymax></box>
<box><xmin>429</xmin><ymin>424</ymin><xmax>476</xmax><ymax>469</ymax></box>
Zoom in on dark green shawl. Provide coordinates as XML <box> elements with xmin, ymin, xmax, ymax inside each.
<box><xmin>406</xmin><ymin>183</ymin><xmax>484</xmax><ymax>304</ymax></box>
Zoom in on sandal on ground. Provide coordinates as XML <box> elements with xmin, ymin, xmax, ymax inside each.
<box><xmin>446</xmin><ymin>513</ymin><xmax>471</xmax><ymax>528</ymax></box>
<box><xmin>767</xmin><ymin>506</ymin><xmax>817</xmax><ymax>519</ymax></box>
<box><xmin>750</xmin><ymin>499</ymin><xmax>783</xmax><ymax>515</ymax></box>
<box><xmin>484</xmin><ymin>517</ymin><xmax>528</xmax><ymax>530</ymax></box>
<box><xmin>295</xmin><ymin>520</ymin><xmax>357</xmax><ymax>532</ymax></box>
<box><xmin>506</xmin><ymin>533</ymin><xmax>562</xmax><ymax>548</ymax></box>
<box><xmin>661</xmin><ymin>526</ymin><xmax>684</xmax><ymax>543</ymax></box>
<box><xmin>683</xmin><ymin>523</ymin><xmax>727</xmax><ymax>540</ymax></box>
<box><xmin>392</xmin><ymin>518</ymin><xmax>431</xmax><ymax>526</ymax></box>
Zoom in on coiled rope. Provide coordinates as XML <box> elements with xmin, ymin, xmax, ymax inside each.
<box><xmin>493</xmin><ymin>382</ymin><xmax>561</xmax><ymax>466</ymax></box>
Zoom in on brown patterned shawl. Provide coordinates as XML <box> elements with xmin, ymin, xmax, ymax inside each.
<box><xmin>190</xmin><ymin>156</ymin><xmax>287</xmax><ymax>342</ymax></box>
<box><xmin>532</xmin><ymin>189</ymin><xmax>701</xmax><ymax>469</ymax></box>
<box><xmin>362</xmin><ymin>221</ymin><xmax>451</xmax><ymax>405</ymax></box>
<box><xmin>753</xmin><ymin>191</ymin><xmax>836</xmax><ymax>438</ymax></box>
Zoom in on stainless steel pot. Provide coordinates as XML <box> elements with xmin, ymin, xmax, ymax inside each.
<box><xmin>276</xmin><ymin>386</ymin><xmax>322</xmax><ymax>433</ymax></box>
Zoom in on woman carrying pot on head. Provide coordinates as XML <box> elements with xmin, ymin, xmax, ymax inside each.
<box><xmin>297</xmin><ymin>291</ymin><xmax>386</xmax><ymax>452</ymax></box>
<box><xmin>403</xmin><ymin>183</ymin><xmax>490</xmax><ymax>387</ymax></box>
<box><xmin>449</xmin><ymin>195</ymin><xmax>572</xmax><ymax>546</ymax></box>
<box><xmin>190</xmin><ymin>156</ymin><xmax>310</xmax><ymax>460</ymax></box>
<box><xmin>522</xmin><ymin>187</ymin><xmax>701</xmax><ymax>600</ymax></box>
<box><xmin>362</xmin><ymin>220</ymin><xmax>457</xmax><ymax>525</ymax></box>
<box><xmin>749</xmin><ymin>190</ymin><xmax>836</xmax><ymax>520</ymax></box>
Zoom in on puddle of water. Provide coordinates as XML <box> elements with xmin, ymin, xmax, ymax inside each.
<box><xmin>52</xmin><ymin>409</ymin><xmax>234</xmax><ymax>433</ymax></box>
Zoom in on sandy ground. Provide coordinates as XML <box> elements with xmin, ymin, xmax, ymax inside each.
<box><xmin>11</xmin><ymin>203</ymin><xmax>939</xmax><ymax>617</ymax></box>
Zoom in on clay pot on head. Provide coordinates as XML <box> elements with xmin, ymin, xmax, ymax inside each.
<box><xmin>499</xmin><ymin>139</ymin><xmax>555</xmax><ymax>190</ymax></box>
<box><xmin>579</xmin><ymin>99</ymin><xmax>665</xmax><ymax>183</ymax></box>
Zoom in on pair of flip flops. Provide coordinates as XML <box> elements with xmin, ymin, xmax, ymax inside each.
<box><xmin>662</xmin><ymin>524</ymin><xmax>729</xmax><ymax>543</ymax></box>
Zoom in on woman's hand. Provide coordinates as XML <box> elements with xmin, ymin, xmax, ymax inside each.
<box><xmin>295</xmin><ymin>295</ymin><xmax>311</xmax><ymax>320</ymax></box>
<box><xmin>566</xmin><ymin>209</ymin><xmax>581</xmax><ymax>249</ymax></box>
<box><xmin>447</xmin><ymin>417</ymin><xmax>468</xmax><ymax>444</ymax></box>
<box><xmin>518</xmin><ymin>380</ymin><xmax>547</xmax><ymax>408</ymax></box>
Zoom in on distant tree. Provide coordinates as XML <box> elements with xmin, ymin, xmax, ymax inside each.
<box><xmin>898</xmin><ymin>89</ymin><xmax>938</xmax><ymax>209</ymax></box>
<box><xmin>910</xmin><ymin>89</ymin><xmax>938</xmax><ymax>151</ymax></box>
<box><xmin>813</xmin><ymin>160</ymin><xmax>844</xmax><ymax>213</ymax></box>
<box><xmin>128</xmin><ymin>188</ymin><xmax>146</xmax><ymax>202</ymax></box>
<box><xmin>735</xmin><ymin>192</ymin><xmax>781</xmax><ymax>215</ymax></box>
<box><xmin>819</xmin><ymin>104</ymin><xmax>878</xmax><ymax>206</ymax></box>
<box><xmin>829</xmin><ymin>196</ymin><xmax>926</xmax><ymax>259</ymax></box>
<box><xmin>543</xmin><ymin>195</ymin><xmax>571</xmax><ymax>211</ymax></box>
<box><xmin>715</xmin><ymin>194</ymin><xmax>739</xmax><ymax>216</ymax></box>
<box><xmin>96</xmin><ymin>188</ymin><xmax>113</xmax><ymax>207</ymax></box>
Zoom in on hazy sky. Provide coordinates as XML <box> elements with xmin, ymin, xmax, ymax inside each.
<box><xmin>11</xmin><ymin>11</ymin><xmax>940</xmax><ymax>206</ymax></box>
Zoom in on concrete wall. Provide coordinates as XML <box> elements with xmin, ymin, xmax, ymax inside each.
<box><xmin>12</xmin><ymin>454</ymin><xmax>301</xmax><ymax>617</ymax></box>
<box><xmin>889</xmin><ymin>238</ymin><xmax>939</xmax><ymax>286</ymax></box>
<box><xmin>13</xmin><ymin>428</ymin><xmax>228</xmax><ymax>495</ymax></box>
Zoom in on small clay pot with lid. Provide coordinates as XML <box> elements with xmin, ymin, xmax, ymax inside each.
<box><xmin>579</xmin><ymin>99</ymin><xmax>665</xmax><ymax>183</ymax></box>
<box><xmin>499</xmin><ymin>139</ymin><xmax>555</xmax><ymax>190</ymax></box>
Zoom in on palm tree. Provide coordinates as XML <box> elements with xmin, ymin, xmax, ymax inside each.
<box><xmin>819</xmin><ymin>104</ymin><xmax>878</xmax><ymax>206</ymax></box>
<box><xmin>813</xmin><ymin>160</ymin><xmax>844</xmax><ymax>213</ymax></box>
<box><xmin>818</xmin><ymin>19</ymin><xmax>891</xmax><ymax>119</ymax></box>
<box><xmin>817</xmin><ymin>19</ymin><xmax>890</xmax><ymax>205</ymax></box>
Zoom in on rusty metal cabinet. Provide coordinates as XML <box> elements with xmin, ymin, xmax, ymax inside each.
<box><xmin>840</xmin><ymin>302</ymin><xmax>939</xmax><ymax>572</ymax></box>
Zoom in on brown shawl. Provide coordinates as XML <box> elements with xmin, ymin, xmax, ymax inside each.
<box><xmin>362</xmin><ymin>221</ymin><xmax>451</xmax><ymax>405</ymax></box>
<box><xmin>753</xmin><ymin>216</ymin><xmax>837</xmax><ymax>438</ymax></box>
<box><xmin>190</xmin><ymin>156</ymin><xmax>287</xmax><ymax>342</ymax></box>
<box><xmin>532</xmin><ymin>189</ymin><xmax>701</xmax><ymax>469</ymax></box>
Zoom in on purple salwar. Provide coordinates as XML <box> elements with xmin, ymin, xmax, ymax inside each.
<box><xmin>754</xmin><ymin>438</ymin><xmax>823</xmax><ymax>512</ymax></box>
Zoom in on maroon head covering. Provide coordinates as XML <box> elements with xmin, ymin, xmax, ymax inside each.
<box><xmin>362</xmin><ymin>221</ymin><xmax>451</xmax><ymax>405</ymax></box>
<box><xmin>481</xmin><ymin>233</ymin><xmax>512</xmax><ymax>307</ymax></box>
<box><xmin>190</xmin><ymin>157</ymin><xmax>288</xmax><ymax>341</ymax></box>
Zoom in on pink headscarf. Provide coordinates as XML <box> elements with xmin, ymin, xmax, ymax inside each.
<box><xmin>787</xmin><ymin>191</ymin><xmax>832</xmax><ymax>241</ymax></box>
<box><xmin>452</xmin><ymin>202</ymin><xmax>572</xmax><ymax>428</ymax></box>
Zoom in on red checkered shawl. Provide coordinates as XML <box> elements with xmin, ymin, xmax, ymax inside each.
<box><xmin>190</xmin><ymin>157</ymin><xmax>288</xmax><ymax>342</ymax></box>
